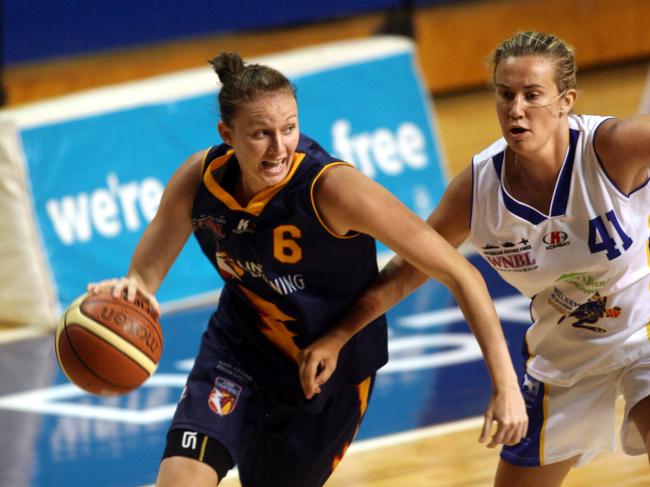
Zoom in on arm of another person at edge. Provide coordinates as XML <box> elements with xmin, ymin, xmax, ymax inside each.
<box><xmin>300</xmin><ymin>164</ymin><xmax>527</xmax><ymax>447</ymax></box>
<box><xmin>87</xmin><ymin>151</ymin><xmax>204</xmax><ymax>315</ymax></box>
<box><xmin>595</xmin><ymin>115</ymin><xmax>650</xmax><ymax>195</ymax></box>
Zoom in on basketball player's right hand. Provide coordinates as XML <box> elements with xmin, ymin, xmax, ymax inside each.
<box><xmin>479</xmin><ymin>384</ymin><xmax>528</xmax><ymax>448</ymax></box>
<box><xmin>298</xmin><ymin>331</ymin><xmax>347</xmax><ymax>399</ymax></box>
<box><xmin>87</xmin><ymin>276</ymin><xmax>160</xmax><ymax>317</ymax></box>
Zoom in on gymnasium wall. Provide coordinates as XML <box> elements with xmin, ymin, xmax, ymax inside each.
<box><xmin>414</xmin><ymin>0</ymin><xmax>650</xmax><ymax>93</ymax></box>
<box><xmin>5</xmin><ymin>0</ymin><xmax>650</xmax><ymax>104</ymax></box>
<box><xmin>4</xmin><ymin>0</ymin><xmax>449</xmax><ymax>64</ymax></box>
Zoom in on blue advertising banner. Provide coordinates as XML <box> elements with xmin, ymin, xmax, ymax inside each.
<box><xmin>8</xmin><ymin>36</ymin><xmax>447</xmax><ymax>309</ymax></box>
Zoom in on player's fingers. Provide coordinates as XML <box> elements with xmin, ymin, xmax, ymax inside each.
<box><xmin>479</xmin><ymin>414</ymin><xmax>492</xmax><ymax>444</ymax></box>
<box><xmin>500</xmin><ymin>417</ymin><xmax>528</xmax><ymax>446</ymax></box>
<box><xmin>126</xmin><ymin>279</ymin><xmax>138</xmax><ymax>302</ymax></box>
<box><xmin>314</xmin><ymin>359</ymin><xmax>334</xmax><ymax>386</ymax></box>
<box><xmin>512</xmin><ymin>420</ymin><xmax>528</xmax><ymax>445</ymax></box>
<box><xmin>111</xmin><ymin>277</ymin><xmax>129</xmax><ymax>299</ymax></box>
<box><xmin>147</xmin><ymin>293</ymin><xmax>161</xmax><ymax>316</ymax></box>
<box><xmin>299</xmin><ymin>353</ymin><xmax>321</xmax><ymax>399</ymax></box>
<box><xmin>87</xmin><ymin>278</ymin><xmax>118</xmax><ymax>294</ymax></box>
<box><xmin>500</xmin><ymin>425</ymin><xmax>519</xmax><ymax>446</ymax></box>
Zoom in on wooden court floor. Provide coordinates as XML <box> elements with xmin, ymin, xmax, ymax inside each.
<box><xmin>4</xmin><ymin>35</ymin><xmax>650</xmax><ymax>487</ymax></box>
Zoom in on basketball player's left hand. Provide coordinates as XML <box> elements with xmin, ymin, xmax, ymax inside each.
<box><xmin>87</xmin><ymin>275</ymin><xmax>160</xmax><ymax>317</ymax></box>
<box><xmin>298</xmin><ymin>331</ymin><xmax>347</xmax><ymax>399</ymax></box>
<box><xmin>479</xmin><ymin>385</ymin><xmax>528</xmax><ymax>448</ymax></box>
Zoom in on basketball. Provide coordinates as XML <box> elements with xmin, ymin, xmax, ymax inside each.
<box><xmin>55</xmin><ymin>290</ymin><xmax>163</xmax><ymax>396</ymax></box>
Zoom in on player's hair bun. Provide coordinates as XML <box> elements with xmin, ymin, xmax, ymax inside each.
<box><xmin>209</xmin><ymin>52</ymin><xmax>245</xmax><ymax>86</ymax></box>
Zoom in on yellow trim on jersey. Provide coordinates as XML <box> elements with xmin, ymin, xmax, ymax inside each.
<box><xmin>539</xmin><ymin>383</ymin><xmax>550</xmax><ymax>465</ymax></box>
<box><xmin>198</xmin><ymin>435</ymin><xmax>208</xmax><ymax>462</ymax></box>
<box><xmin>310</xmin><ymin>162</ymin><xmax>360</xmax><ymax>239</ymax></box>
<box><xmin>646</xmin><ymin>214</ymin><xmax>650</xmax><ymax>268</ymax></box>
<box><xmin>202</xmin><ymin>150</ymin><xmax>306</xmax><ymax>216</ymax></box>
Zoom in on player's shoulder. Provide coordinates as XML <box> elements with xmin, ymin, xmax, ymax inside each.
<box><xmin>472</xmin><ymin>137</ymin><xmax>507</xmax><ymax>168</ymax></box>
<box><xmin>297</xmin><ymin>133</ymin><xmax>344</xmax><ymax>166</ymax></box>
<box><xmin>568</xmin><ymin>113</ymin><xmax>614</xmax><ymax>132</ymax></box>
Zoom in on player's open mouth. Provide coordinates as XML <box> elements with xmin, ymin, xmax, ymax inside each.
<box><xmin>510</xmin><ymin>127</ymin><xmax>527</xmax><ymax>135</ymax></box>
<box><xmin>262</xmin><ymin>158</ymin><xmax>286</xmax><ymax>170</ymax></box>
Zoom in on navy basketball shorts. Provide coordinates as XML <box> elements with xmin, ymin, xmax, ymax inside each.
<box><xmin>163</xmin><ymin>314</ymin><xmax>375</xmax><ymax>487</ymax></box>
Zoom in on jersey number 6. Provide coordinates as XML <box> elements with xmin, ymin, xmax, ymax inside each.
<box><xmin>273</xmin><ymin>225</ymin><xmax>302</xmax><ymax>264</ymax></box>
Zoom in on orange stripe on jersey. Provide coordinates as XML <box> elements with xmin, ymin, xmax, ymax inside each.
<box><xmin>310</xmin><ymin>162</ymin><xmax>360</xmax><ymax>239</ymax></box>
<box><xmin>238</xmin><ymin>285</ymin><xmax>300</xmax><ymax>362</ymax></box>
<box><xmin>203</xmin><ymin>150</ymin><xmax>306</xmax><ymax>216</ymax></box>
<box><xmin>331</xmin><ymin>376</ymin><xmax>373</xmax><ymax>471</ymax></box>
<box><xmin>357</xmin><ymin>375</ymin><xmax>372</xmax><ymax>416</ymax></box>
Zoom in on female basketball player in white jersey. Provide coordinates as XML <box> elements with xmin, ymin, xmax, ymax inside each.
<box><xmin>300</xmin><ymin>31</ymin><xmax>650</xmax><ymax>486</ymax></box>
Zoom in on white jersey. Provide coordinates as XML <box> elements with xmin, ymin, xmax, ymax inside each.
<box><xmin>470</xmin><ymin>113</ymin><xmax>650</xmax><ymax>386</ymax></box>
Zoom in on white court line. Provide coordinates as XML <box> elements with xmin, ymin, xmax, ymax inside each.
<box><xmin>137</xmin><ymin>416</ymin><xmax>485</xmax><ymax>486</ymax></box>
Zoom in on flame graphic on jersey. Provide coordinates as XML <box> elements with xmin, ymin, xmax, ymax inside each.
<box><xmin>238</xmin><ymin>285</ymin><xmax>300</xmax><ymax>362</ymax></box>
<box><xmin>216</xmin><ymin>250</ymin><xmax>245</xmax><ymax>281</ymax></box>
<box><xmin>331</xmin><ymin>376</ymin><xmax>372</xmax><ymax>470</ymax></box>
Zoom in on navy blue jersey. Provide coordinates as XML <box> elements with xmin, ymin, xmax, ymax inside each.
<box><xmin>191</xmin><ymin>134</ymin><xmax>388</xmax><ymax>406</ymax></box>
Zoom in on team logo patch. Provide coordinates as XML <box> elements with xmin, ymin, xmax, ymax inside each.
<box><xmin>208</xmin><ymin>377</ymin><xmax>241</xmax><ymax>416</ymax></box>
<box><xmin>192</xmin><ymin>215</ymin><xmax>226</xmax><ymax>240</ymax></box>
<box><xmin>556</xmin><ymin>292</ymin><xmax>621</xmax><ymax>333</ymax></box>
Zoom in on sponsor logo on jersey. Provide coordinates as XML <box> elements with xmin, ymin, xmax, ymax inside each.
<box><xmin>181</xmin><ymin>431</ymin><xmax>199</xmax><ymax>450</ymax></box>
<box><xmin>216</xmin><ymin>251</ymin><xmax>245</xmax><ymax>281</ymax></box>
<box><xmin>556</xmin><ymin>272</ymin><xmax>611</xmax><ymax>294</ymax></box>
<box><xmin>481</xmin><ymin>238</ymin><xmax>538</xmax><ymax>272</ymax></box>
<box><xmin>192</xmin><ymin>215</ymin><xmax>226</xmax><ymax>240</ymax></box>
<box><xmin>542</xmin><ymin>231</ymin><xmax>570</xmax><ymax>250</ymax></box>
<box><xmin>208</xmin><ymin>377</ymin><xmax>242</xmax><ymax>416</ymax></box>
<box><xmin>556</xmin><ymin>292</ymin><xmax>621</xmax><ymax>333</ymax></box>
<box><xmin>547</xmin><ymin>287</ymin><xmax>582</xmax><ymax>314</ymax></box>
<box><xmin>233</xmin><ymin>218</ymin><xmax>256</xmax><ymax>234</ymax></box>
<box><xmin>216</xmin><ymin>250</ymin><xmax>305</xmax><ymax>295</ymax></box>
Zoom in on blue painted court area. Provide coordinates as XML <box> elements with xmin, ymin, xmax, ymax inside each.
<box><xmin>0</xmin><ymin>256</ymin><xmax>528</xmax><ymax>487</ymax></box>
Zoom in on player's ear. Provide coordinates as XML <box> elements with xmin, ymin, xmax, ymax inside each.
<box><xmin>560</xmin><ymin>89</ymin><xmax>577</xmax><ymax>114</ymax></box>
<box><xmin>218</xmin><ymin>121</ymin><xmax>232</xmax><ymax>145</ymax></box>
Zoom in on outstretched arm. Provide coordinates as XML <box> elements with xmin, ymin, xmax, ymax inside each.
<box><xmin>87</xmin><ymin>151</ymin><xmax>204</xmax><ymax>312</ymax></box>
<box><xmin>300</xmin><ymin>165</ymin><xmax>527</xmax><ymax>447</ymax></box>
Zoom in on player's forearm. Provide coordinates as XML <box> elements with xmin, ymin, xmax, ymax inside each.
<box><xmin>449</xmin><ymin>264</ymin><xmax>519</xmax><ymax>389</ymax></box>
<box><xmin>330</xmin><ymin>256</ymin><xmax>428</xmax><ymax>344</ymax></box>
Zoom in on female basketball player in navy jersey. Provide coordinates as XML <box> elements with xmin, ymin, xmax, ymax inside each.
<box><xmin>89</xmin><ymin>52</ymin><xmax>526</xmax><ymax>486</ymax></box>
<box><xmin>300</xmin><ymin>32</ymin><xmax>650</xmax><ymax>486</ymax></box>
